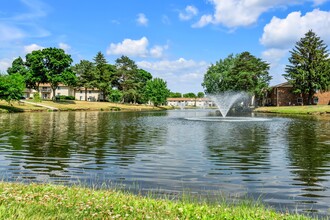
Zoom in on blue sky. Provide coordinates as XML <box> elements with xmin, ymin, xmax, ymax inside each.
<box><xmin>1</xmin><ymin>0</ymin><xmax>330</xmax><ymax>93</ymax></box>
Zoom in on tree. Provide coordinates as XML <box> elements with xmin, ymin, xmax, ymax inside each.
<box><xmin>145</xmin><ymin>78</ymin><xmax>170</xmax><ymax>106</ymax></box>
<box><xmin>7</xmin><ymin>57</ymin><xmax>28</xmax><ymax>76</ymax></box>
<box><xmin>24</xmin><ymin>50</ymin><xmax>48</xmax><ymax>91</ymax></box>
<box><xmin>202</xmin><ymin>52</ymin><xmax>271</xmax><ymax>104</ymax></box>
<box><xmin>114</xmin><ymin>56</ymin><xmax>139</xmax><ymax>103</ymax></box>
<box><xmin>183</xmin><ymin>93</ymin><xmax>196</xmax><ymax>98</ymax></box>
<box><xmin>0</xmin><ymin>73</ymin><xmax>25</xmax><ymax>104</ymax></box>
<box><xmin>284</xmin><ymin>30</ymin><xmax>330</xmax><ymax>105</ymax></box>
<box><xmin>231</xmin><ymin>52</ymin><xmax>271</xmax><ymax>98</ymax></box>
<box><xmin>202</xmin><ymin>54</ymin><xmax>236</xmax><ymax>94</ymax></box>
<box><xmin>94</xmin><ymin>52</ymin><xmax>114</xmax><ymax>101</ymax></box>
<box><xmin>169</xmin><ymin>92</ymin><xmax>182</xmax><ymax>98</ymax></box>
<box><xmin>197</xmin><ymin>92</ymin><xmax>205</xmax><ymax>98</ymax></box>
<box><xmin>42</xmin><ymin>48</ymin><xmax>75</xmax><ymax>99</ymax></box>
<box><xmin>73</xmin><ymin>60</ymin><xmax>96</xmax><ymax>101</ymax></box>
<box><xmin>136</xmin><ymin>69</ymin><xmax>152</xmax><ymax>103</ymax></box>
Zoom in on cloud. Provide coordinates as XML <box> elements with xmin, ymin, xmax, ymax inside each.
<box><xmin>0</xmin><ymin>58</ymin><xmax>12</xmax><ymax>73</ymax></box>
<box><xmin>136</xmin><ymin>13</ymin><xmax>148</xmax><ymax>26</ymax></box>
<box><xmin>24</xmin><ymin>43</ymin><xmax>44</xmax><ymax>54</ymax></box>
<box><xmin>260</xmin><ymin>9</ymin><xmax>330</xmax><ymax>49</ymax></box>
<box><xmin>0</xmin><ymin>24</ymin><xmax>25</xmax><ymax>42</ymax></box>
<box><xmin>106</xmin><ymin>37</ymin><xmax>168</xmax><ymax>58</ymax></box>
<box><xmin>179</xmin><ymin>5</ymin><xmax>199</xmax><ymax>21</ymax></box>
<box><xmin>193</xmin><ymin>0</ymin><xmax>329</xmax><ymax>28</ymax></box>
<box><xmin>137</xmin><ymin>58</ymin><xmax>209</xmax><ymax>93</ymax></box>
<box><xmin>59</xmin><ymin>42</ymin><xmax>71</xmax><ymax>52</ymax></box>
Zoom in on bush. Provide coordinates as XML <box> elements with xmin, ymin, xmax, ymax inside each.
<box><xmin>33</xmin><ymin>92</ymin><xmax>42</xmax><ymax>102</ymax></box>
<box><xmin>59</xmin><ymin>95</ymin><xmax>75</xmax><ymax>100</ymax></box>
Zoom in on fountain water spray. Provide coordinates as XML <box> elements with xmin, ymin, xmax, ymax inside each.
<box><xmin>208</xmin><ymin>91</ymin><xmax>249</xmax><ymax>117</ymax></box>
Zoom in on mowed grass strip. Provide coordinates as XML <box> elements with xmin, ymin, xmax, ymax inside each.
<box><xmin>255</xmin><ymin>105</ymin><xmax>330</xmax><ymax>115</ymax></box>
<box><xmin>0</xmin><ymin>100</ymin><xmax>170</xmax><ymax>112</ymax></box>
<box><xmin>0</xmin><ymin>182</ymin><xmax>316</xmax><ymax>220</ymax></box>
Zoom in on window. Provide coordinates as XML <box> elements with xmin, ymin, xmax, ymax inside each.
<box><xmin>57</xmin><ymin>87</ymin><xmax>61</xmax><ymax>90</ymax></box>
<box><xmin>89</xmin><ymin>91</ymin><xmax>92</xmax><ymax>94</ymax></box>
<box><xmin>297</xmin><ymin>98</ymin><xmax>303</xmax><ymax>104</ymax></box>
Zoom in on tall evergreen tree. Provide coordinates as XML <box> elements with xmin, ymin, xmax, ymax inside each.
<box><xmin>114</xmin><ymin>56</ymin><xmax>139</xmax><ymax>103</ymax></box>
<box><xmin>73</xmin><ymin>60</ymin><xmax>96</xmax><ymax>101</ymax></box>
<box><xmin>93</xmin><ymin>52</ymin><xmax>114</xmax><ymax>101</ymax></box>
<box><xmin>284</xmin><ymin>30</ymin><xmax>330</xmax><ymax>105</ymax></box>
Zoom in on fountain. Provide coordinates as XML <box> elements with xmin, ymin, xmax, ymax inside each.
<box><xmin>208</xmin><ymin>91</ymin><xmax>249</xmax><ymax>117</ymax></box>
<box><xmin>179</xmin><ymin>102</ymin><xmax>186</xmax><ymax>110</ymax></box>
<box><xmin>184</xmin><ymin>91</ymin><xmax>271</xmax><ymax>122</ymax></box>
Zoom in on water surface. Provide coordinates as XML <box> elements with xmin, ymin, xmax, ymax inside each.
<box><xmin>0</xmin><ymin>110</ymin><xmax>329</xmax><ymax>217</ymax></box>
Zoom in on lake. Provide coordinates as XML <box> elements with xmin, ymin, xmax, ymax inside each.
<box><xmin>0</xmin><ymin>110</ymin><xmax>329</xmax><ymax>217</ymax></box>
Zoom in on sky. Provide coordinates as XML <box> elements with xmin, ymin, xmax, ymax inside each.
<box><xmin>1</xmin><ymin>0</ymin><xmax>330</xmax><ymax>94</ymax></box>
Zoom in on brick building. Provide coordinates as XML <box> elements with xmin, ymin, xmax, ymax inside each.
<box><xmin>266</xmin><ymin>82</ymin><xmax>330</xmax><ymax>106</ymax></box>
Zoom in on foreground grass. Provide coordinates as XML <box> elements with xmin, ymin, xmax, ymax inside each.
<box><xmin>0</xmin><ymin>100</ymin><xmax>170</xmax><ymax>113</ymax></box>
<box><xmin>254</xmin><ymin>105</ymin><xmax>330</xmax><ymax>115</ymax></box>
<box><xmin>0</xmin><ymin>182</ymin><xmax>317</xmax><ymax>220</ymax></box>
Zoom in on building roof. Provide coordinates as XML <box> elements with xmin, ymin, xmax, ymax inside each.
<box><xmin>271</xmin><ymin>82</ymin><xmax>293</xmax><ymax>88</ymax></box>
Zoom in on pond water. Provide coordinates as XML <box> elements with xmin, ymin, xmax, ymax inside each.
<box><xmin>0</xmin><ymin>110</ymin><xmax>329</xmax><ymax>217</ymax></box>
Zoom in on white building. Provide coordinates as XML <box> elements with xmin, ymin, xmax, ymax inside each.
<box><xmin>167</xmin><ymin>98</ymin><xmax>214</xmax><ymax>108</ymax></box>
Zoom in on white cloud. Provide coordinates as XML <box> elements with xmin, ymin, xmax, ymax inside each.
<box><xmin>137</xmin><ymin>58</ymin><xmax>209</xmax><ymax>93</ymax></box>
<box><xmin>260</xmin><ymin>9</ymin><xmax>330</xmax><ymax>49</ymax></box>
<box><xmin>136</xmin><ymin>13</ymin><xmax>148</xmax><ymax>26</ymax></box>
<box><xmin>24</xmin><ymin>43</ymin><xmax>44</xmax><ymax>54</ymax></box>
<box><xmin>59</xmin><ymin>42</ymin><xmax>71</xmax><ymax>52</ymax></box>
<box><xmin>0</xmin><ymin>58</ymin><xmax>12</xmax><ymax>73</ymax></box>
<box><xmin>0</xmin><ymin>24</ymin><xmax>25</xmax><ymax>42</ymax></box>
<box><xmin>107</xmin><ymin>37</ymin><xmax>149</xmax><ymax>57</ymax></box>
<box><xmin>106</xmin><ymin>37</ymin><xmax>168</xmax><ymax>58</ymax></box>
<box><xmin>179</xmin><ymin>5</ymin><xmax>199</xmax><ymax>21</ymax></box>
<box><xmin>193</xmin><ymin>0</ymin><xmax>329</xmax><ymax>28</ymax></box>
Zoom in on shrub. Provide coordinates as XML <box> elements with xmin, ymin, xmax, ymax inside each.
<box><xmin>33</xmin><ymin>92</ymin><xmax>42</xmax><ymax>102</ymax></box>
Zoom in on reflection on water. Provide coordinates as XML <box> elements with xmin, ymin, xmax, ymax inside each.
<box><xmin>0</xmin><ymin>110</ymin><xmax>330</xmax><ymax>217</ymax></box>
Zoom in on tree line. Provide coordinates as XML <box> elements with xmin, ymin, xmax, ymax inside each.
<box><xmin>2</xmin><ymin>49</ymin><xmax>170</xmax><ymax>106</ymax></box>
<box><xmin>202</xmin><ymin>30</ymin><xmax>330</xmax><ymax>105</ymax></box>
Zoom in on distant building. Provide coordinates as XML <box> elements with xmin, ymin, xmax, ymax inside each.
<box><xmin>266</xmin><ymin>82</ymin><xmax>330</xmax><ymax>106</ymax></box>
<box><xmin>167</xmin><ymin>97</ymin><xmax>214</xmax><ymax>108</ymax></box>
<box><xmin>23</xmin><ymin>84</ymin><xmax>103</xmax><ymax>101</ymax></box>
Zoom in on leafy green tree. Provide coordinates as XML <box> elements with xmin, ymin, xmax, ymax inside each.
<box><xmin>136</xmin><ymin>69</ymin><xmax>152</xmax><ymax>103</ymax></box>
<box><xmin>202</xmin><ymin>52</ymin><xmax>271</xmax><ymax>104</ymax></box>
<box><xmin>108</xmin><ymin>89</ymin><xmax>123</xmax><ymax>102</ymax></box>
<box><xmin>73</xmin><ymin>60</ymin><xmax>97</xmax><ymax>101</ymax></box>
<box><xmin>169</xmin><ymin>92</ymin><xmax>182</xmax><ymax>98</ymax></box>
<box><xmin>42</xmin><ymin>48</ymin><xmax>75</xmax><ymax>99</ymax></box>
<box><xmin>7</xmin><ymin>57</ymin><xmax>28</xmax><ymax>76</ymax></box>
<box><xmin>114</xmin><ymin>56</ymin><xmax>139</xmax><ymax>103</ymax></box>
<box><xmin>284</xmin><ymin>30</ymin><xmax>330</xmax><ymax>105</ymax></box>
<box><xmin>0</xmin><ymin>73</ymin><xmax>25</xmax><ymax>104</ymax></box>
<box><xmin>94</xmin><ymin>52</ymin><xmax>114</xmax><ymax>101</ymax></box>
<box><xmin>145</xmin><ymin>78</ymin><xmax>170</xmax><ymax>106</ymax></box>
<box><xmin>231</xmin><ymin>52</ymin><xmax>271</xmax><ymax>98</ymax></box>
<box><xmin>24</xmin><ymin>50</ymin><xmax>48</xmax><ymax>91</ymax></box>
<box><xmin>202</xmin><ymin>54</ymin><xmax>236</xmax><ymax>94</ymax></box>
<box><xmin>183</xmin><ymin>93</ymin><xmax>196</xmax><ymax>98</ymax></box>
<box><xmin>197</xmin><ymin>92</ymin><xmax>205</xmax><ymax>98</ymax></box>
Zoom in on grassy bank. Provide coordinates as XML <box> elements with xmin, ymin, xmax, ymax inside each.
<box><xmin>254</xmin><ymin>105</ymin><xmax>330</xmax><ymax>115</ymax></box>
<box><xmin>0</xmin><ymin>182</ymin><xmax>316</xmax><ymax>220</ymax></box>
<box><xmin>0</xmin><ymin>100</ymin><xmax>170</xmax><ymax>113</ymax></box>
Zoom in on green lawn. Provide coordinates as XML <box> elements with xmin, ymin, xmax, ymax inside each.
<box><xmin>0</xmin><ymin>182</ymin><xmax>317</xmax><ymax>220</ymax></box>
<box><xmin>254</xmin><ymin>105</ymin><xmax>330</xmax><ymax>115</ymax></box>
